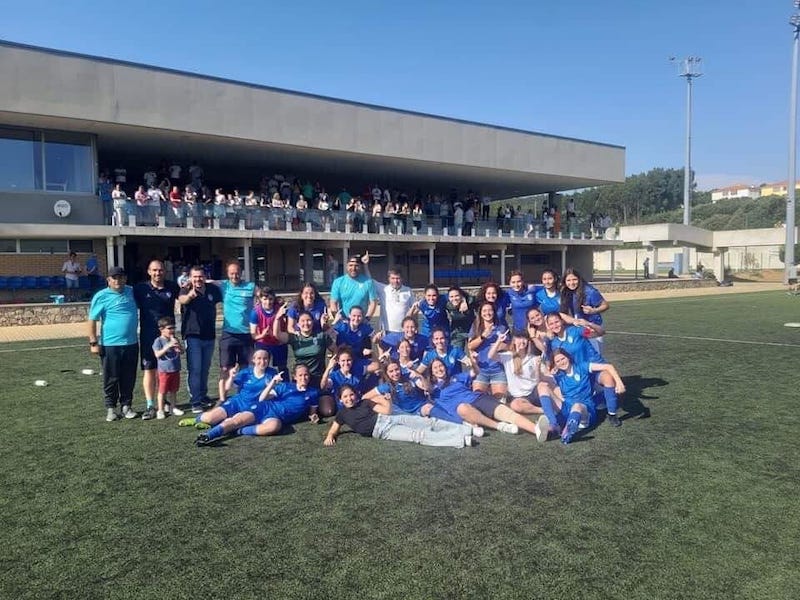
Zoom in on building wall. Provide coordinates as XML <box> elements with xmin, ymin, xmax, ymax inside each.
<box><xmin>1</xmin><ymin>191</ymin><xmax>102</xmax><ymax>225</ymax></box>
<box><xmin>0</xmin><ymin>249</ymin><xmax>107</xmax><ymax>277</ymax></box>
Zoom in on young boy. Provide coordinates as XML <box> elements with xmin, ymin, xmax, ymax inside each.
<box><xmin>152</xmin><ymin>316</ymin><xmax>185</xmax><ymax>419</ymax></box>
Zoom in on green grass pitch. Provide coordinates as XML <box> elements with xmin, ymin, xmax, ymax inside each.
<box><xmin>1</xmin><ymin>291</ymin><xmax>798</xmax><ymax>599</ymax></box>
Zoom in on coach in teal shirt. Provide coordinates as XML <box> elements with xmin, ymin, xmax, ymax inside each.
<box><xmin>87</xmin><ymin>266</ymin><xmax>140</xmax><ymax>421</ymax></box>
<box><xmin>329</xmin><ymin>254</ymin><xmax>377</xmax><ymax>321</ymax></box>
<box><xmin>217</xmin><ymin>261</ymin><xmax>256</xmax><ymax>401</ymax></box>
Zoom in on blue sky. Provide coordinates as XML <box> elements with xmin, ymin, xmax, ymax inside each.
<box><xmin>1</xmin><ymin>0</ymin><xmax>794</xmax><ymax>190</ymax></box>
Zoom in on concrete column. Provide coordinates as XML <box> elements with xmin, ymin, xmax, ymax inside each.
<box><xmin>303</xmin><ymin>241</ymin><xmax>314</xmax><ymax>285</ymax></box>
<box><xmin>428</xmin><ymin>246</ymin><xmax>435</xmax><ymax>284</ymax></box>
<box><xmin>500</xmin><ymin>247</ymin><xmax>506</xmax><ymax>283</ymax></box>
<box><xmin>652</xmin><ymin>247</ymin><xmax>659</xmax><ymax>279</ymax></box>
<box><xmin>242</xmin><ymin>238</ymin><xmax>252</xmax><ymax>281</ymax></box>
<box><xmin>387</xmin><ymin>243</ymin><xmax>395</xmax><ymax>269</ymax></box>
<box><xmin>106</xmin><ymin>236</ymin><xmax>116</xmax><ymax>269</ymax></box>
<box><xmin>713</xmin><ymin>249</ymin><xmax>726</xmax><ymax>283</ymax></box>
<box><xmin>516</xmin><ymin>245</ymin><xmax>522</xmax><ymax>270</ymax></box>
<box><xmin>610</xmin><ymin>248</ymin><xmax>616</xmax><ymax>282</ymax></box>
<box><xmin>561</xmin><ymin>246</ymin><xmax>567</xmax><ymax>274</ymax></box>
<box><xmin>116</xmin><ymin>237</ymin><xmax>126</xmax><ymax>270</ymax></box>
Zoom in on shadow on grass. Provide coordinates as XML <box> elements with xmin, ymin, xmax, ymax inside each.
<box><xmin>620</xmin><ymin>375</ymin><xmax>667</xmax><ymax>420</ymax></box>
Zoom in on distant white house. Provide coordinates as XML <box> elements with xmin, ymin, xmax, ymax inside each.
<box><xmin>710</xmin><ymin>184</ymin><xmax>761</xmax><ymax>202</ymax></box>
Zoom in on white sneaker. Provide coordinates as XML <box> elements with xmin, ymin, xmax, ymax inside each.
<box><xmin>171</xmin><ymin>405</ymin><xmax>184</xmax><ymax>416</ymax></box>
<box><xmin>463</xmin><ymin>435</ymin><xmax>474</xmax><ymax>447</ymax></box>
<box><xmin>471</xmin><ymin>426</ymin><xmax>485</xmax><ymax>438</ymax></box>
<box><xmin>122</xmin><ymin>405</ymin><xmax>138</xmax><ymax>419</ymax></box>
<box><xmin>535</xmin><ymin>415</ymin><xmax>550</xmax><ymax>442</ymax></box>
<box><xmin>496</xmin><ymin>421</ymin><xmax>519</xmax><ymax>434</ymax></box>
<box><xmin>163</xmin><ymin>404</ymin><xmax>171</xmax><ymax>415</ymax></box>
<box><xmin>106</xmin><ymin>408</ymin><xmax>120</xmax><ymax>422</ymax></box>
<box><xmin>156</xmin><ymin>410</ymin><xmax>166</xmax><ymax>420</ymax></box>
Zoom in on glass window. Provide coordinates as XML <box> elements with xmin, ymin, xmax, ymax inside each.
<box><xmin>44</xmin><ymin>132</ymin><xmax>93</xmax><ymax>193</ymax></box>
<box><xmin>19</xmin><ymin>239</ymin><xmax>69</xmax><ymax>253</ymax></box>
<box><xmin>68</xmin><ymin>240</ymin><xmax>94</xmax><ymax>253</ymax></box>
<box><xmin>0</xmin><ymin>239</ymin><xmax>17</xmax><ymax>253</ymax></box>
<box><xmin>0</xmin><ymin>128</ymin><xmax>42</xmax><ymax>191</ymax></box>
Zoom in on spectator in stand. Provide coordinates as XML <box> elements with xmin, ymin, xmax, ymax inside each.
<box><xmin>453</xmin><ymin>203</ymin><xmax>464</xmax><ymax>236</ymax></box>
<box><xmin>134</xmin><ymin>185</ymin><xmax>148</xmax><ymax>223</ymax></box>
<box><xmin>97</xmin><ymin>172</ymin><xmax>113</xmax><ymax>224</ymax></box>
<box><xmin>169</xmin><ymin>162</ymin><xmax>182</xmax><ymax>184</ymax></box>
<box><xmin>147</xmin><ymin>184</ymin><xmax>165</xmax><ymax>224</ymax></box>
<box><xmin>440</xmin><ymin>199</ymin><xmax>451</xmax><ymax>232</ymax></box>
<box><xmin>112</xmin><ymin>184</ymin><xmax>128</xmax><ymax>226</ymax></box>
<box><xmin>113</xmin><ymin>166</ymin><xmax>127</xmax><ymax>186</ymax></box>
<box><xmin>188</xmin><ymin>161</ymin><xmax>203</xmax><ymax>191</ymax></box>
<box><xmin>481</xmin><ymin>194</ymin><xmax>491</xmax><ymax>220</ymax></box>
<box><xmin>183</xmin><ymin>185</ymin><xmax>197</xmax><ymax>220</ymax></box>
<box><xmin>463</xmin><ymin>204</ymin><xmax>475</xmax><ymax>236</ymax></box>
<box><xmin>412</xmin><ymin>202</ymin><xmax>424</xmax><ymax>232</ymax></box>
<box><xmin>553</xmin><ymin>207</ymin><xmax>562</xmax><ymax>235</ymax></box>
<box><xmin>61</xmin><ymin>251</ymin><xmax>82</xmax><ymax>301</ymax></box>
<box><xmin>169</xmin><ymin>186</ymin><xmax>183</xmax><ymax>222</ymax></box>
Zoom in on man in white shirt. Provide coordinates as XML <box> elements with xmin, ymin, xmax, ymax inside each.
<box><xmin>61</xmin><ymin>251</ymin><xmax>82</xmax><ymax>301</ymax></box>
<box><xmin>362</xmin><ymin>256</ymin><xmax>414</xmax><ymax>334</ymax></box>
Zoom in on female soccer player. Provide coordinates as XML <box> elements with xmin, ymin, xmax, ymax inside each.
<box><xmin>423</xmin><ymin>358</ymin><xmax>549</xmax><ymax>441</ymax></box>
<box><xmin>363</xmin><ymin>359</ymin><xmax>429</xmax><ymax>415</ymax></box>
<box><xmin>330</xmin><ymin>305</ymin><xmax>374</xmax><ymax>357</ymax></box>
<box><xmin>544</xmin><ymin>349</ymin><xmax>625</xmax><ymax>444</ymax></box>
<box><xmin>287</xmin><ymin>282</ymin><xmax>328</xmax><ymax>334</ymax></box>
<box><xmin>408</xmin><ymin>284</ymin><xmax>449</xmax><ymax>339</ymax></box>
<box><xmin>467</xmin><ymin>301</ymin><xmax>509</xmax><ymax>397</ymax></box>
<box><xmin>506</xmin><ymin>270</ymin><xmax>539</xmax><ymax>333</ymax></box>
<box><xmin>377</xmin><ymin>317</ymin><xmax>429</xmax><ymax>362</ymax></box>
<box><xmin>475</xmin><ymin>281</ymin><xmax>510</xmax><ymax>323</ymax></box>
<box><xmin>417</xmin><ymin>327</ymin><xmax>467</xmax><ymax>376</ymax></box>
<box><xmin>249</xmin><ymin>287</ymin><xmax>288</xmax><ymax>373</ymax></box>
<box><xmin>320</xmin><ymin>346</ymin><xmax>381</xmax><ymax>403</ymax></box>
<box><xmin>323</xmin><ymin>385</ymin><xmax>475</xmax><ymax>448</ymax></box>
<box><xmin>179</xmin><ymin>349</ymin><xmax>276</xmax><ymax>430</ymax></box>
<box><xmin>195</xmin><ymin>365</ymin><xmax>321</xmax><ymax>446</ymax></box>
<box><xmin>445</xmin><ymin>286</ymin><xmax>474</xmax><ymax>351</ymax></box>
<box><xmin>559</xmin><ymin>268</ymin><xmax>609</xmax><ymax>354</ymax></box>
<box><xmin>534</xmin><ymin>269</ymin><xmax>561</xmax><ymax>315</ymax></box>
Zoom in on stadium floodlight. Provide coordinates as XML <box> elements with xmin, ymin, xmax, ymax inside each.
<box><xmin>787</xmin><ymin>3</ymin><xmax>800</xmax><ymax>284</ymax></box>
<box><xmin>670</xmin><ymin>56</ymin><xmax>702</xmax><ymax>274</ymax></box>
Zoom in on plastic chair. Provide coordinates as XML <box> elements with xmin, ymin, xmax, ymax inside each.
<box><xmin>78</xmin><ymin>276</ymin><xmax>90</xmax><ymax>289</ymax></box>
<box><xmin>50</xmin><ymin>276</ymin><xmax>65</xmax><ymax>289</ymax></box>
<box><xmin>8</xmin><ymin>276</ymin><xmax>23</xmax><ymax>298</ymax></box>
<box><xmin>23</xmin><ymin>276</ymin><xmax>38</xmax><ymax>289</ymax></box>
<box><xmin>37</xmin><ymin>276</ymin><xmax>52</xmax><ymax>289</ymax></box>
<box><xmin>0</xmin><ymin>276</ymin><xmax>7</xmax><ymax>291</ymax></box>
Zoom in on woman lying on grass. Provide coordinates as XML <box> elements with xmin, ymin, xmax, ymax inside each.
<box><xmin>193</xmin><ymin>364</ymin><xmax>320</xmax><ymax>447</ymax></box>
<box><xmin>540</xmin><ymin>348</ymin><xmax>625</xmax><ymax>445</ymax></box>
<box><xmin>422</xmin><ymin>357</ymin><xmax>549</xmax><ymax>442</ymax></box>
<box><xmin>323</xmin><ymin>385</ymin><xmax>476</xmax><ymax>448</ymax></box>
<box><xmin>178</xmin><ymin>349</ymin><xmax>275</xmax><ymax>430</ymax></box>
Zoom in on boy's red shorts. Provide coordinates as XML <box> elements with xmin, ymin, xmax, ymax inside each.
<box><xmin>158</xmin><ymin>371</ymin><xmax>180</xmax><ymax>394</ymax></box>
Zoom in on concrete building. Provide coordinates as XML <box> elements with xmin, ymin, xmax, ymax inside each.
<box><xmin>0</xmin><ymin>41</ymin><xmax>625</xmax><ymax>294</ymax></box>
<box><xmin>710</xmin><ymin>184</ymin><xmax>761</xmax><ymax>202</ymax></box>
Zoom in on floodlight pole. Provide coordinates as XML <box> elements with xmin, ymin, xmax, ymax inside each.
<box><xmin>674</xmin><ymin>57</ymin><xmax>702</xmax><ymax>274</ymax></box>
<box><xmin>786</xmin><ymin>5</ymin><xmax>800</xmax><ymax>284</ymax></box>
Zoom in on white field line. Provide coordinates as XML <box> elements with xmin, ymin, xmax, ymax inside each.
<box><xmin>609</xmin><ymin>330</ymin><xmax>800</xmax><ymax>349</ymax></box>
<box><xmin>0</xmin><ymin>343</ymin><xmax>84</xmax><ymax>353</ymax></box>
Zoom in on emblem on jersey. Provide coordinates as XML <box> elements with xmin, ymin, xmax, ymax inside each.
<box><xmin>207</xmin><ymin>294</ymin><xmax>213</xmax><ymax>301</ymax></box>
<box><xmin>573</xmin><ymin>373</ymin><xmax>580</xmax><ymax>381</ymax></box>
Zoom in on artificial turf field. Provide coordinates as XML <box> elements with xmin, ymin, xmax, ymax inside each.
<box><xmin>1</xmin><ymin>291</ymin><xmax>798</xmax><ymax>600</ymax></box>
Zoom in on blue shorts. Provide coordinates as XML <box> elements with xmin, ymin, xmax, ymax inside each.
<box><xmin>221</xmin><ymin>396</ymin><xmax>258</xmax><ymax>418</ymax></box>
<box><xmin>429</xmin><ymin>403</ymin><xmax>462</xmax><ymax>424</ymax></box>
<box><xmin>253</xmin><ymin>400</ymin><xmax>282</xmax><ymax>424</ymax></box>
<box><xmin>474</xmin><ymin>369</ymin><xmax>508</xmax><ymax>386</ymax></box>
<box><xmin>560</xmin><ymin>398</ymin><xmax>597</xmax><ymax>428</ymax></box>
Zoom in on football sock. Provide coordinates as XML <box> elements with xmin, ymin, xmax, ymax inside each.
<box><xmin>539</xmin><ymin>395</ymin><xmax>560</xmax><ymax>428</ymax></box>
<box><xmin>239</xmin><ymin>425</ymin><xmax>258</xmax><ymax>436</ymax></box>
<box><xmin>603</xmin><ymin>386</ymin><xmax>618</xmax><ymax>415</ymax></box>
<box><xmin>206</xmin><ymin>424</ymin><xmax>225</xmax><ymax>441</ymax></box>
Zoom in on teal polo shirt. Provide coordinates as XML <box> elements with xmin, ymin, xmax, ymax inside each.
<box><xmin>88</xmin><ymin>285</ymin><xmax>139</xmax><ymax>346</ymax></box>
<box><xmin>219</xmin><ymin>280</ymin><xmax>256</xmax><ymax>334</ymax></box>
<box><xmin>330</xmin><ymin>274</ymin><xmax>376</xmax><ymax>315</ymax></box>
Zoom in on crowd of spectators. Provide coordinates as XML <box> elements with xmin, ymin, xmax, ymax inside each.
<box><xmin>98</xmin><ymin>160</ymin><xmax>600</xmax><ymax>237</ymax></box>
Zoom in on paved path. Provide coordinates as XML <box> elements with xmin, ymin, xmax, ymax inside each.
<box><xmin>0</xmin><ymin>282</ymin><xmax>786</xmax><ymax>344</ymax></box>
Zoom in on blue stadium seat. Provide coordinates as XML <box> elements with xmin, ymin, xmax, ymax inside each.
<box><xmin>50</xmin><ymin>276</ymin><xmax>65</xmax><ymax>289</ymax></box>
<box><xmin>8</xmin><ymin>276</ymin><xmax>23</xmax><ymax>297</ymax></box>
<box><xmin>23</xmin><ymin>276</ymin><xmax>38</xmax><ymax>289</ymax></box>
<box><xmin>0</xmin><ymin>276</ymin><xmax>7</xmax><ymax>292</ymax></box>
<box><xmin>78</xmin><ymin>275</ymin><xmax>90</xmax><ymax>289</ymax></box>
<box><xmin>37</xmin><ymin>276</ymin><xmax>53</xmax><ymax>289</ymax></box>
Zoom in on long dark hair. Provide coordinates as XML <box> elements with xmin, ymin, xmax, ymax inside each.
<box><xmin>381</xmin><ymin>359</ymin><xmax>416</xmax><ymax>401</ymax></box>
<box><xmin>559</xmin><ymin>267</ymin><xmax>586</xmax><ymax>316</ymax></box>
<box><xmin>470</xmin><ymin>301</ymin><xmax>500</xmax><ymax>339</ymax></box>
